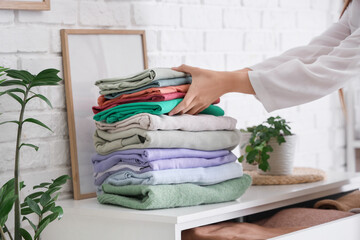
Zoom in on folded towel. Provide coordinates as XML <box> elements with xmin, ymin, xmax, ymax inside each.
<box><xmin>93</xmin><ymin>150</ymin><xmax>236</xmax><ymax>173</ymax></box>
<box><xmin>93</xmin><ymin>99</ymin><xmax>224</xmax><ymax>123</ymax></box>
<box><xmin>314</xmin><ymin>190</ymin><xmax>360</xmax><ymax>211</ymax></box>
<box><xmin>93</xmin><ymin>128</ymin><xmax>241</xmax><ymax>155</ymax></box>
<box><xmin>103</xmin><ymin>162</ymin><xmax>243</xmax><ymax>186</ymax></box>
<box><xmin>97</xmin><ymin>174</ymin><xmax>252</xmax><ymax>210</ymax></box>
<box><xmin>95</xmin><ymin>68</ymin><xmax>189</xmax><ymax>95</ymax></box>
<box><xmin>95</xmin><ymin>113</ymin><xmax>237</xmax><ymax>132</ymax></box>
<box><xmin>92</xmin><ymin>92</ymin><xmax>186</xmax><ymax>114</ymax></box>
<box><xmin>104</xmin><ymin>77</ymin><xmax>192</xmax><ymax>97</ymax></box>
<box><xmin>93</xmin><ymin>153</ymin><xmax>238</xmax><ymax>185</ymax></box>
<box><xmin>97</xmin><ymin>84</ymin><xmax>190</xmax><ymax>106</ymax></box>
<box><xmin>182</xmin><ymin>222</ymin><xmax>304</xmax><ymax>240</ymax></box>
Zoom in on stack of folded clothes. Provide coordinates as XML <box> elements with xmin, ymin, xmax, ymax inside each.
<box><xmin>91</xmin><ymin>68</ymin><xmax>252</xmax><ymax>210</ymax></box>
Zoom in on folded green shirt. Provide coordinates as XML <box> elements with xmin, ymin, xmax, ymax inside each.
<box><xmin>97</xmin><ymin>174</ymin><xmax>252</xmax><ymax>210</ymax></box>
<box><xmin>93</xmin><ymin>99</ymin><xmax>224</xmax><ymax>123</ymax></box>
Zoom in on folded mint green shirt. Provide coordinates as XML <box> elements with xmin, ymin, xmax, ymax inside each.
<box><xmin>97</xmin><ymin>174</ymin><xmax>252</xmax><ymax>210</ymax></box>
<box><xmin>93</xmin><ymin>99</ymin><xmax>224</xmax><ymax>123</ymax></box>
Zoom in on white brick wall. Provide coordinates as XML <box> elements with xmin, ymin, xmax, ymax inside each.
<box><xmin>0</xmin><ymin>0</ymin><xmax>345</xmax><ymax>207</ymax></box>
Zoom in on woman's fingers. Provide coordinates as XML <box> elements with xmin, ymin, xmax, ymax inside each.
<box><xmin>172</xmin><ymin>64</ymin><xmax>197</xmax><ymax>74</ymax></box>
<box><xmin>186</xmin><ymin>105</ymin><xmax>204</xmax><ymax>115</ymax></box>
<box><xmin>169</xmin><ymin>95</ymin><xmax>194</xmax><ymax>116</ymax></box>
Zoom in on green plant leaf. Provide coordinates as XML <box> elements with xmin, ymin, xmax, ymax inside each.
<box><xmin>49</xmin><ymin>175</ymin><xmax>70</xmax><ymax>188</ymax></box>
<box><xmin>27</xmin><ymin>93</ymin><xmax>52</xmax><ymax>108</ymax></box>
<box><xmin>22</xmin><ymin>216</ymin><xmax>36</xmax><ymax>231</ymax></box>
<box><xmin>0</xmin><ymin>120</ymin><xmax>19</xmax><ymax>126</ymax></box>
<box><xmin>23</xmin><ymin>118</ymin><xmax>52</xmax><ymax>132</ymax></box>
<box><xmin>29</xmin><ymin>81</ymin><xmax>59</xmax><ymax>88</ymax></box>
<box><xmin>41</xmin><ymin>202</ymin><xmax>55</xmax><ymax>214</ymax></box>
<box><xmin>39</xmin><ymin>192</ymin><xmax>51</xmax><ymax>207</ymax></box>
<box><xmin>20</xmin><ymin>228</ymin><xmax>33</xmax><ymax>240</ymax></box>
<box><xmin>51</xmin><ymin>206</ymin><xmax>64</xmax><ymax>220</ymax></box>
<box><xmin>238</xmin><ymin>156</ymin><xmax>244</xmax><ymax>162</ymax></box>
<box><xmin>0</xmin><ymin>195</ymin><xmax>17</xmax><ymax>226</ymax></box>
<box><xmin>20</xmin><ymin>143</ymin><xmax>39</xmax><ymax>151</ymax></box>
<box><xmin>6</xmin><ymin>92</ymin><xmax>23</xmax><ymax>105</ymax></box>
<box><xmin>0</xmin><ymin>80</ymin><xmax>26</xmax><ymax>87</ymax></box>
<box><xmin>33</xmin><ymin>182</ymin><xmax>51</xmax><ymax>190</ymax></box>
<box><xmin>34</xmin><ymin>218</ymin><xmax>51</xmax><ymax>239</ymax></box>
<box><xmin>0</xmin><ymin>88</ymin><xmax>25</xmax><ymax>97</ymax></box>
<box><xmin>25</xmin><ymin>191</ymin><xmax>44</xmax><ymax>200</ymax></box>
<box><xmin>21</xmin><ymin>207</ymin><xmax>33</xmax><ymax>215</ymax></box>
<box><xmin>26</xmin><ymin>198</ymin><xmax>41</xmax><ymax>216</ymax></box>
<box><xmin>5</xmin><ymin>69</ymin><xmax>34</xmax><ymax>83</ymax></box>
<box><xmin>32</xmin><ymin>69</ymin><xmax>61</xmax><ymax>83</ymax></box>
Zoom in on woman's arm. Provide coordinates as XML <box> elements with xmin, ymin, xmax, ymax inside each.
<box><xmin>249</xmin><ymin>27</ymin><xmax>360</xmax><ymax>112</ymax></box>
<box><xmin>249</xmin><ymin>9</ymin><xmax>351</xmax><ymax>71</ymax></box>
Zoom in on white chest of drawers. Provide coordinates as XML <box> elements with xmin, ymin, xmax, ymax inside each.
<box><xmin>43</xmin><ymin>171</ymin><xmax>360</xmax><ymax>240</ymax></box>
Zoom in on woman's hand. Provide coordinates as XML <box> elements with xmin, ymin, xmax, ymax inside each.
<box><xmin>168</xmin><ymin>65</ymin><xmax>254</xmax><ymax>116</ymax></box>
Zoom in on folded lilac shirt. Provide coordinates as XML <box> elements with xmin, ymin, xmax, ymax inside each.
<box><xmin>92</xmin><ymin>148</ymin><xmax>230</xmax><ymax>168</ymax></box>
<box><xmin>93</xmin><ymin>150</ymin><xmax>237</xmax><ymax>186</ymax></box>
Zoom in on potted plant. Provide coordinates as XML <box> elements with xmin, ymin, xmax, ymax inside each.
<box><xmin>0</xmin><ymin>66</ymin><xmax>70</xmax><ymax>240</ymax></box>
<box><xmin>238</xmin><ymin>116</ymin><xmax>296</xmax><ymax>175</ymax></box>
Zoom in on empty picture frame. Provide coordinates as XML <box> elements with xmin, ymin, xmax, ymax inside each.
<box><xmin>0</xmin><ymin>0</ymin><xmax>50</xmax><ymax>10</ymax></box>
<box><xmin>61</xmin><ymin>29</ymin><xmax>148</xmax><ymax>200</ymax></box>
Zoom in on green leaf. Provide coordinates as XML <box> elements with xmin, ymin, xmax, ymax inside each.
<box><xmin>20</xmin><ymin>143</ymin><xmax>39</xmax><ymax>151</ymax></box>
<box><xmin>46</xmin><ymin>187</ymin><xmax>61</xmax><ymax>196</ymax></box>
<box><xmin>25</xmin><ymin>191</ymin><xmax>44</xmax><ymax>200</ymax></box>
<box><xmin>5</xmin><ymin>69</ymin><xmax>34</xmax><ymax>83</ymax></box>
<box><xmin>27</xmin><ymin>93</ymin><xmax>52</xmax><ymax>108</ymax></box>
<box><xmin>22</xmin><ymin>216</ymin><xmax>36</xmax><ymax>231</ymax></box>
<box><xmin>33</xmin><ymin>69</ymin><xmax>61</xmax><ymax>82</ymax></box>
<box><xmin>0</xmin><ymin>120</ymin><xmax>19</xmax><ymax>126</ymax></box>
<box><xmin>20</xmin><ymin>228</ymin><xmax>33</xmax><ymax>240</ymax></box>
<box><xmin>0</xmin><ymin>195</ymin><xmax>17</xmax><ymax>226</ymax></box>
<box><xmin>29</xmin><ymin>81</ymin><xmax>59</xmax><ymax>88</ymax></box>
<box><xmin>41</xmin><ymin>202</ymin><xmax>55</xmax><ymax>214</ymax></box>
<box><xmin>34</xmin><ymin>218</ymin><xmax>51</xmax><ymax>239</ymax></box>
<box><xmin>23</xmin><ymin>118</ymin><xmax>52</xmax><ymax>132</ymax></box>
<box><xmin>21</xmin><ymin>207</ymin><xmax>33</xmax><ymax>215</ymax></box>
<box><xmin>245</xmin><ymin>145</ymin><xmax>253</xmax><ymax>153</ymax></box>
<box><xmin>33</xmin><ymin>182</ymin><xmax>51</xmax><ymax>190</ymax></box>
<box><xmin>238</xmin><ymin>155</ymin><xmax>244</xmax><ymax>162</ymax></box>
<box><xmin>6</xmin><ymin>92</ymin><xmax>23</xmax><ymax>105</ymax></box>
<box><xmin>0</xmin><ymin>80</ymin><xmax>26</xmax><ymax>87</ymax></box>
<box><xmin>40</xmin><ymin>192</ymin><xmax>51</xmax><ymax>207</ymax></box>
<box><xmin>26</xmin><ymin>198</ymin><xmax>41</xmax><ymax>216</ymax></box>
<box><xmin>51</xmin><ymin>206</ymin><xmax>64</xmax><ymax>220</ymax></box>
<box><xmin>49</xmin><ymin>175</ymin><xmax>70</xmax><ymax>188</ymax></box>
<box><xmin>0</xmin><ymin>88</ymin><xmax>25</xmax><ymax>97</ymax></box>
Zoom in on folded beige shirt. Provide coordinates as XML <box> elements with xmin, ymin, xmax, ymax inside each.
<box><xmin>95</xmin><ymin>113</ymin><xmax>237</xmax><ymax>132</ymax></box>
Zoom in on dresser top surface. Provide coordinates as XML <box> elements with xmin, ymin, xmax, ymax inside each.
<box><xmin>61</xmin><ymin>171</ymin><xmax>360</xmax><ymax>224</ymax></box>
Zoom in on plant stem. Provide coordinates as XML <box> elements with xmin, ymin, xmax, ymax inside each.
<box><xmin>34</xmin><ymin>215</ymin><xmax>42</xmax><ymax>240</ymax></box>
<box><xmin>4</xmin><ymin>225</ymin><xmax>13</xmax><ymax>240</ymax></box>
<box><xmin>0</xmin><ymin>226</ymin><xmax>7</xmax><ymax>240</ymax></box>
<box><xmin>14</xmin><ymin>88</ymin><xmax>29</xmax><ymax>240</ymax></box>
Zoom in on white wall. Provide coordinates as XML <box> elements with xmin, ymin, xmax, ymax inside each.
<box><xmin>0</xmin><ymin>0</ymin><xmax>345</xmax><ymax>203</ymax></box>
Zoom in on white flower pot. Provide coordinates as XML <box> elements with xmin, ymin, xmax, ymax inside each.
<box><xmin>257</xmin><ymin>135</ymin><xmax>297</xmax><ymax>175</ymax></box>
<box><xmin>239</xmin><ymin>132</ymin><xmax>258</xmax><ymax>171</ymax></box>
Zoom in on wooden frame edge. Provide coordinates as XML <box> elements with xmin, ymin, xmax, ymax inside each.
<box><xmin>61</xmin><ymin>29</ymin><xmax>148</xmax><ymax>200</ymax></box>
<box><xmin>0</xmin><ymin>0</ymin><xmax>50</xmax><ymax>10</ymax></box>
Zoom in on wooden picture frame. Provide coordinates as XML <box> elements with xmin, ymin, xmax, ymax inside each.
<box><xmin>61</xmin><ymin>29</ymin><xmax>148</xmax><ymax>200</ymax></box>
<box><xmin>0</xmin><ymin>0</ymin><xmax>50</xmax><ymax>11</ymax></box>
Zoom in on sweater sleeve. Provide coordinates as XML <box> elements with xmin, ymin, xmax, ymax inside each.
<box><xmin>249</xmin><ymin>9</ymin><xmax>351</xmax><ymax>71</ymax></box>
<box><xmin>248</xmin><ymin>26</ymin><xmax>360</xmax><ymax>112</ymax></box>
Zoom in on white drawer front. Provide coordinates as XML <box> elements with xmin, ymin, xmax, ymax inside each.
<box><xmin>270</xmin><ymin>214</ymin><xmax>360</xmax><ymax>240</ymax></box>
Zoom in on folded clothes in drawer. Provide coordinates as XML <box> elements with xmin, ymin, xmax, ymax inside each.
<box><xmin>182</xmin><ymin>208</ymin><xmax>354</xmax><ymax>240</ymax></box>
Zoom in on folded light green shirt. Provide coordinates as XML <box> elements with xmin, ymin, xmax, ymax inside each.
<box><xmin>97</xmin><ymin>174</ymin><xmax>252</xmax><ymax>210</ymax></box>
<box><xmin>95</xmin><ymin>68</ymin><xmax>188</xmax><ymax>94</ymax></box>
<box><xmin>93</xmin><ymin>99</ymin><xmax>224</xmax><ymax>123</ymax></box>
<box><xmin>93</xmin><ymin>128</ymin><xmax>241</xmax><ymax>154</ymax></box>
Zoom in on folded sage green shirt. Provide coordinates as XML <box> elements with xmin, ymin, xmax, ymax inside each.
<box><xmin>97</xmin><ymin>174</ymin><xmax>252</xmax><ymax>210</ymax></box>
<box><xmin>95</xmin><ymin>68</ymin><xmax>188</xmax><ymax>94</ymax></box>
<box><xmin>93</xmin><ymin>128</ymin><xmax>241</xmax><ymax>154</ymax></box>
<box><xmin>93</xmin><ymin>98</ymin><xmax>224</xmax><ymax>123</ymax></box>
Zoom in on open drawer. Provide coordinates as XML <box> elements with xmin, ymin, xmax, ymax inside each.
<box><xmin>271</xmin><ymin>213</ymin><xmax>360</xmax><ymax>240</ymax></box>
